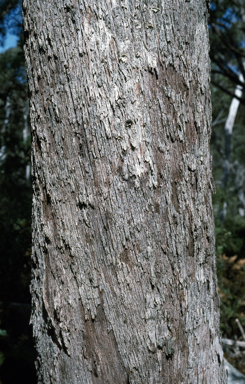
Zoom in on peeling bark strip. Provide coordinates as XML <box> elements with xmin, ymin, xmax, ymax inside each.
<box><xmin>23</xmin><ymin>0</ymin><xmax>226</xmax><ymax>383</ymax></box>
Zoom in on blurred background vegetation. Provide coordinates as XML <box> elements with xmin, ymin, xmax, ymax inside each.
<box><xmin>0</xmin><ymin>1</ymin><xmax>34</xmax><ymax>383</ymax></box>
<box><xmin>0</xmin><ymin>0</ymin><xmax>245</xmax><ymax>382</ymax></box>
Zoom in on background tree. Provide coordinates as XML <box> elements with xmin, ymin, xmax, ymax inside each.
<box><xmin>210</xmin><ymin>0</ymin><xmax>245</xmax><ymax>370</ymax></box>
<box><xmin>23</xmin><ymin>0</ymin><xmax>226</xmax><ymax>383</ymax></box>
<box><xmin>0</xmin><ymin>0</ymin><xmax>22</xmax><ymax>45</ymax></box>
<box><xmin>210</xmin><ymin>0</ymin><xmax>245</xmax><ymax>103</ymax></box>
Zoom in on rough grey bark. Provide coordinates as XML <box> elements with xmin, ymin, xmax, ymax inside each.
<box><xmin>23</xmin><ymin>0</ymin><xmax>227</xmax><ymax>383</ymax></box>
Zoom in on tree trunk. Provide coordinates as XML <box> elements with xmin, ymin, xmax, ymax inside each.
<box><xmin>23</xmin><ymin>99</ymin><xmax>31</xmax><ymax>183</ymax></box>
<box><xmin>23</xmin><ymin>0</ymin><xmax>226</xmax><ymax>382</ymax></box>
<box><xmin>221</xmin><ymin>73</ymin><xmax>243</xmax><ymax>190</ymax></box>
<box><xmin>0</xmin><ymin>96</ymin><xmax>10</xmax><ymax>164</ymax></box>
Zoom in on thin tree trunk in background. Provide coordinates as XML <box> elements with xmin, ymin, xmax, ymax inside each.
<box><xmin>231</xmin><ymin>2</ymin><xmax>245</xmax><ymax>217</ymax></box>
<box><xmin>23</xmin><ymin>0</ymin><xmax>226</xmax><ymax>383</ymax></box>
<box><xmin>0</xmin><ymin>96</ymin><xmax>10</xmax><ymax>163</ymax></box>
<box><xmin>23</xmin><ymin>99</ymin><xmax>31</xmax><ymax>183</ymax></box>
<box><xmin>221</xmin><ymin>73</ymin><xmax>243</xmax><ymax>190</ymax></box>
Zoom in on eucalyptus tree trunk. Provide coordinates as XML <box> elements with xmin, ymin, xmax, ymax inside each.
<box><xmin>0</xmin><ymin>96</ymin><xmax>10</xmax><ymax>164</ymax></box>
<box><xmin>23</xmin><ymin>0</ymin><xmax>226</xmax><ymax>383</ymax></box>
<box><xmin>23</xmin><ymin>99</ymin><xmax>31</xmax><ymax>183</ymax></box>
<box><xmin>221</xmin><ymin>73</ymin><xmax>243</xmax><ymax>191</ymax></box>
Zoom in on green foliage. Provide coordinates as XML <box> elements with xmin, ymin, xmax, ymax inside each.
<box><xmin>0</xmin><ymin>0</ymin><xmax>22</xmax><ymax>46</ymax></box>
<box><xmin>0</xmin><ymin>3</ymin><xmax>35</xmax><ymax>381</ymax></box>
<box><xmin>0</xmin><ymin>302</ymin><xmax>36</xmax><ymax>383</ymax></box>
<box><xmin>215</xmin><ymin>211</ymin><xmax>245</xmax><ymax>338</ymax></box>
<box><xmin>211</xmin><ymin>89</ymin><xmax>245</xmax><ymax>341</ymax></box>
<box><xmin>0</xmin><ymin>44</ymin><xmax>31</xmax><ymax>304</ymax></box>
<box><xmin>210</xmin><ymin>0</ymin><xmax>245</xmax><ymax>104</ymax></box>
<box><xmin>210</xmin><ymin>1</ymin><xmax>245</xmax><ymax>356</ymax></box>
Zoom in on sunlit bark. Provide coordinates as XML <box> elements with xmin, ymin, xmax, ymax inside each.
<box><xmin>23</xmin><ymin>0</ymin><xmax>226</xmax><ymax>382</ymax></box>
